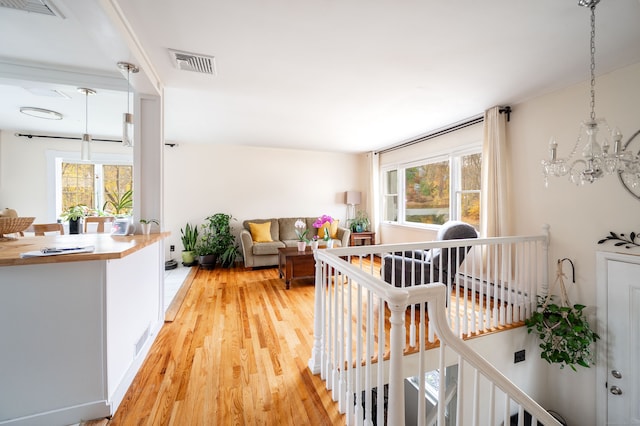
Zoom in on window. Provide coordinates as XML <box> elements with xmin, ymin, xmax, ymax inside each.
<box><xmin>382</xmin><ymin>150</ymin><xmax>482</xmax><ymax>229</ymax></box>
<box><xmin>60</xmin><ymin>161</ymin><xmax>132</xmax><ymax>215</ymax></box>
<box><xmin>61</xmin><ymin>163</ymin><xmax>95</xmax><ymax>210</ymax></box>
<box><xmin>457</xmin><ymin>153</ymin><xmax>481</xmax><ymax>229</ymax></box>
<box><xmin>382</xmin><ymin>169</ymin><xmax>398</xmax><ymax>222</ymax></box>
<box><xmin>405</xmin><ymin>158</ymin><xmax>450</xmax><ymax>225</ymax></box>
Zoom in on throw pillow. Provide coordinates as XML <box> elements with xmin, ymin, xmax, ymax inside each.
<box><xmin>248</xmin><ymin>222</ymin><xmax>273</xmax><ymax>242</ymax></box>
<box><xmin>317</xmin><ymin>220</ymin><xmax>340</xmax><ymax>239</ymax></box>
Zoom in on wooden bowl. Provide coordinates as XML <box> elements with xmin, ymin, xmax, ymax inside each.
<box><xmin>0</xmin><ymin>217</ymin><xmax>35</xmax><ymax>241</ymax></box>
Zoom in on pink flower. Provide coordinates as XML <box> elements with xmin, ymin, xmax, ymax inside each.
<box><xmin>313</xmin><ymin>214</ymin><xmax>333</xmax><ymax>228</ymax></box>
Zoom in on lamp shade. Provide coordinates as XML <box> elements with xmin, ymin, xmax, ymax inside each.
<box><xmin>345</xmin><ymin>191</ymin><xmax>361</xmax><ymax>205</ymax></box>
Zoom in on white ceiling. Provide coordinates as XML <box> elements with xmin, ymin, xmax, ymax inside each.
<box><xmin>1</xmin><ymin>0</ymin><xmax>639</xmax><ymax>153</ymax></box>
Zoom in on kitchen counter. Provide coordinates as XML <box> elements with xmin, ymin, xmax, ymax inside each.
<box><xmin>0</xmin><ymin>232</ymin><xmax>169</xmax><ymax>266</ymax></box>
<box><xmin>0</xmin><ymin>232</ymin><xmax>169</xmax><ymax>425</ymax></box>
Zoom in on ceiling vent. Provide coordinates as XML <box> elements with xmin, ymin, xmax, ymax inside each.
<box><xmin>0</xmin><ymin>0</ymin><xmax>63</xmax><ymax>17</ymax></box>
<box><xmin>169</xmin><ymin>49</ymin><xmax>216</xmax><ymax>75</ymax></box>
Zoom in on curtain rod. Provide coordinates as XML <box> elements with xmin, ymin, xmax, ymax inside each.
<box><xmin>16</xmin><ymin>132</ymin><xmax>122</xmax><ymax>143</ymax></box>
<box><xmin>15</xmin><ymin>132</ymin><xmax>178</xmax><ymax>147</ymax></box>
<box><xmin>376</xmin><ymin>106</ymin><xmax>511</xmax><ymax>155</ymax></box>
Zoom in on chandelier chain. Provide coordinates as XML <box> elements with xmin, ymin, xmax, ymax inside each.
<box><xmin>589</xmin><ymin>4</ymin><xmax>596</xmax><ymax>122</ymax></box>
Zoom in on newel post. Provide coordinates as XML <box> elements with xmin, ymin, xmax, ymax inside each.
<box><xmin>387</xmin><ymin>301</ymin><xmax>406</xmax><ymax>425</ymax></box>
<box><xmin>308</xmin><ymin>252</ymin><xmax>324</xmax><ymax>374</ymax></box>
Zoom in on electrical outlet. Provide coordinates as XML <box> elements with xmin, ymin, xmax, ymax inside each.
<box><xmin>514</xmin><ymin>349</ymin><xmax>525</xmax><ymax>363</ymax></box>
<box><xmin>170</xmin><ymin>245</ymin><xmax>175</xmax><ymax>252</ymax></box>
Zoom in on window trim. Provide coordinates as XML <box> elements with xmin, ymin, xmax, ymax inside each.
<box><xmin>381</xmin><ymin>143</ymin><xmax>481</xmax><ymax>230</ymax></box>
<box><xmin>46</xmin><ymin>150</ymin><xmax>132</xmax><ymax>221</ymax></box>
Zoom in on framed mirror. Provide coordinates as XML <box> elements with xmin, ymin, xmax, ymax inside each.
<box><xmin>618</xmin><ymin>129</ymin><xmax>640</xmax><ymax>200</ymax></box>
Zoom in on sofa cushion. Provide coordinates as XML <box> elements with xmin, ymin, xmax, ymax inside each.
<box><xmin>278</xmin><ymin>218</ymin><xmax>302</xmax><ymax>241</ymax></box>
<box><xmin>243</xmin><ymin>218</ymin><xmax>279</xmax><ymax>241</ymax></box>
<box><xmin>316</xmin><ymin>219</ymin><xmax>340</xmax><ymax>239</ymax></box>
<box><xmin>248</xmin><ymin>221</ymin><xmax>273</xmax><ymax>242</ymax></box>
<box><xmin>252</xmin><ymin>240</ymin><xmax>285</xmax><ymax>255</ymax></box>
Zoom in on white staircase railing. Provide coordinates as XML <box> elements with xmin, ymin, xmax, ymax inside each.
<box><xmin>307</xmin><ymin>232</ymin><xmax>562</xmax><ymax>425</ymax></box>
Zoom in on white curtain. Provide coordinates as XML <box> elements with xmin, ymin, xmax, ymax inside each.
<box><xmin>480</xmin><ymin>106</ymin><xmax>510</xmax><ymax>238</ymax></box>
<box><xmin>368</xmin><ymin>151</ymin><xmax>380</xmax><ymax>243</ymax></box>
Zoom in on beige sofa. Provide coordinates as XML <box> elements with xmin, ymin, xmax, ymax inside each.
<box><xmin>240</xmin><ymin>217</ymin><xmax>351</xmax><ymax>268</ymax></box>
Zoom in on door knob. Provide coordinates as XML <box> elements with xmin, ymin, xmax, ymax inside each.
<box><xmin>611</xmin><ymin>369</ymin><xmax>622</xmax><ymax>379</ymax></box>
<box><xmin>610</xmin><ymin>385</ymin><xmax>623</xmax><ymax>395</ymax></box>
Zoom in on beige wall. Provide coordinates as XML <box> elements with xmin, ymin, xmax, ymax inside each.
<box><xmin>0</xmin><ymin>132</ymin><xmax>367</xmax><ymax>258</ymax></box>
<box><xmin>0</xmin><ymin>131</ymin><xmax>132</xmax><ymax>221</ymax></box>
<box><xmin>162</xmin><ymin>143</ymin><xmax>367</xmax><ymax>256</ymax></box>
<box><xmin>507</xmin><ymin>61</ymin><xmax>640</xmax><ymax>425</ymax></box>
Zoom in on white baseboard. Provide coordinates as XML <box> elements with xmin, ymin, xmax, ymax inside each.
<box><xmin>0</xmin><ymin>401</ymin><xmax>110</xmax><ymax>426</ymax></box>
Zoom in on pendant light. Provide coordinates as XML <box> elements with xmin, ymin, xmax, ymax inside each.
<box><xmin>77</xmin><ymin>87</ymin><xmax>95</xmax><ymax>161</ymax></box>
<box><xmin>540</xmin><ymin>0</ymin><xmax>637</xmax><ymax>187</ymax></box>
<box><xmin>117</xmin><ymin>61</ymin><xmax>139</xmax><ymax>147</ymax></box>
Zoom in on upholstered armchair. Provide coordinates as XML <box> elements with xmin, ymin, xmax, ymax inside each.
<box><xmin>382</xmin><ymin>220</ymin><xmax>478</xmax><ymax>287</ymax></box>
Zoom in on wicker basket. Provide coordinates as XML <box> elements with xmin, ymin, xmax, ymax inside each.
<box><xmin>0</xmin><ymin>217</ymin><xmax>35</xmax><ymax>241</ymax></box>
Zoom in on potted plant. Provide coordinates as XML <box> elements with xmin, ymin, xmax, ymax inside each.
<box><xmin>294</xmin><ymin>218</ymin><xmax>309</xmax><ymax>251</ymax></box>
<box><xmin>524</xmin><ymin>259</ymin><xmax>599</xmax><ymax>371</ymax></box>
<box><xmin>194</xmin><ymin>224</ymin><xmax>218</xmax><ymax>270</ymax></box>
<box><xmin>60</xmin><ymin>204</ymin><xmax>87</xmax><ymax>234</ymax></box>
<box><xmin>195</xmin><ymin>213</ymin><xmax>240</xmax><ymax>269</ymax></box>
<box><xmin>103</xmin><ymin>189</ymin><xmax>133</xmax><ymax>217</ymax></box>
<box><xmin>525</xmin><ymin>297</ymin><xmax>599</xmax><ymax>370</ymax></box>
<box><xmin>139</xmin><ymin>218</ymin><xmax>159</xmax><ymax>235</ymax></box>
<box><xmin>180</xmin><ymin>223</ymin><xmax>199</xmax><ymax>266</ymax></box>
<box><xmin>350</xmin><ymin>210</ymin><xmax>370</xmax><ymax>233</ymax></box>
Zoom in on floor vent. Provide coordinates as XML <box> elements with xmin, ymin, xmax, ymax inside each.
<box><xmin>134</xmin><ymin>325</ymin><xmax>150</xmax><ymax>357</ymax></box>
<box><xmin>169</xmin><ymin>49</ymin><xmax>216</xmax><ymax>75</ymax></box>
<box><xmin>0</xmin><ymin>0</ymin><xmax>63</xmax><ymax>17</ymax></box>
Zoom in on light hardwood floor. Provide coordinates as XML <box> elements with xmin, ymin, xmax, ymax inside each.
<box><xmin>109</xmin><ymin>265</ymin><xmax>343</xmax><ymax>425</ymax></box>
<box><xmin>109</xmin><ymin>262</ymin><xmax>522</xmax><ymax>425</ymax></box>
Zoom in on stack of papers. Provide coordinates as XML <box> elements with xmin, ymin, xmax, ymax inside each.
<box><xmin>20</xmin><ymin>246</ymin><xmax>95</xmax><ymax>258</ymax></box>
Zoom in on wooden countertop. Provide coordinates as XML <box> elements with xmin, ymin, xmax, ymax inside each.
<box><xmin>0</xmin><ymin>232</ymin><xmax>170</xmax><ymax>267</ymax></box>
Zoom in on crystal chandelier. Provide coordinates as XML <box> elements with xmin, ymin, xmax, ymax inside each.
<box><xmin>541</xmin><ymin>0</ymin><xmax>638</xmax><ymax>187</ymax></box>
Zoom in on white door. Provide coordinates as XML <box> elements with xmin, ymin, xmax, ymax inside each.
<box><xmin>605</xmin><ymin>257</ymin><xmax>640</xmax><ymax>425</ymax></box>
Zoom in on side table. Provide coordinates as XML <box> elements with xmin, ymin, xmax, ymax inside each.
<box><xmin>278</xmin><ymin>247</ymin><xmax>316</xmax><ymax>289</ymax></box>
<box><xmin>349</xmin><ymin>231</ymin><xmax>376</xmax><ymax>246</ymax></box>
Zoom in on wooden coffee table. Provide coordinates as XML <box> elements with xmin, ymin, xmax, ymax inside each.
<box><xmin>278</xmin><ymin>246</ymin><xmax>316</xmax><ymax>289</ymax></box>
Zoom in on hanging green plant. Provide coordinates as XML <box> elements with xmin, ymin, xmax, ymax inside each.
<box><xmin>524</xmin><ymin>258</ymin><xmax>600</xmax><ymax>371</ymax></box>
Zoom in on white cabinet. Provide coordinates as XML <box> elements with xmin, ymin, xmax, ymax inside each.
<box><xmin>0</xmin><ymin>241</ymin><xmax>163</xmax><ymax>426</ymax></box>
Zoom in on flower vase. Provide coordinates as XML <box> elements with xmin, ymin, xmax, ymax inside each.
<box><xmin>311</xmin><ymin>241</ymin><xmax>319</xmax><ymax>250</ymax></box>
<box><xmin>326</xmin><ymin>239</ymin><xmax>334</xmax><ymax>249</ymax></box>
<box><xmin>297</xmin><ymin>241</ymin><xmax>307</xmax><ymax>252</ymax></box>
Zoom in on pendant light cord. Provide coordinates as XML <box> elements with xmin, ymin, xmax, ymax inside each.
<box><xmin>85</xmin><ymin>89</ymin><xmax>89</xmax><ymax>134</ymax></box>
<box><xmin>127</xmin><ymin>67</ymin><xmax>131</xmax><ymax>114</ymax></box>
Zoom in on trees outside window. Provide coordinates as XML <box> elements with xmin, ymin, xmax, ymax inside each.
<box><xmin>61</xmin><ymin>163</ymin><xmax>95</xmax><ymax>211</ymax></box>
<box><xmin>405</xmin><ymin>159</ymin><xmax>450</xmax><ymax>225</ymax></box>
<box><xmin>383</xmin><ymin>150</ymin><xmax>481</xmax><ymax>229</ymax></box>
<box><xmin>60</xmin><ymin>162</ymin><xmax>132</xmax><ymax>216</ymax></box>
